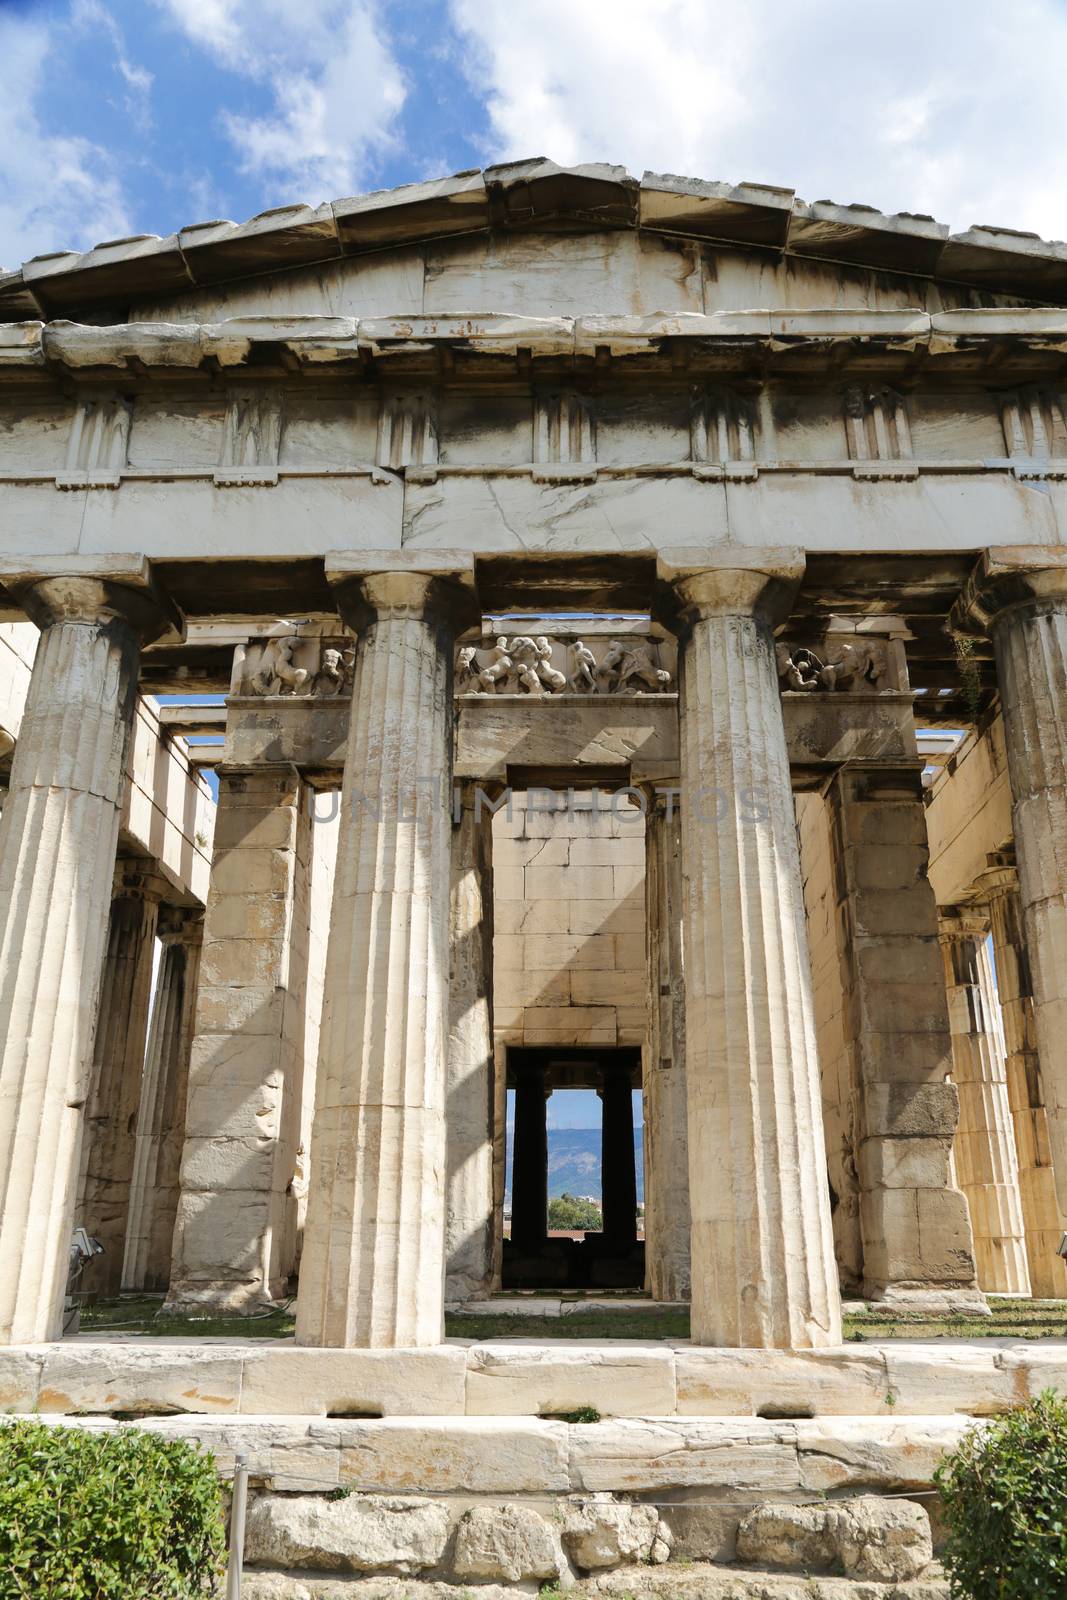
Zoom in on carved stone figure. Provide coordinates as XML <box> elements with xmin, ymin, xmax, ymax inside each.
<box><xmin>508</xmin><ymin>636</ymin><xmax>546</xmax><ymax>695</ymax></box>
<box><xmin>312</xmin><ymin>646</ymin><xmax>350</xmax><ymax>698</ymax></box>
<box><xmin>479</xmin><ymin>637</ymin><xmax>513</xmax><ymax>692</ymax></box>
<box><xmin>534</xmin><ymin>636</ymin><xmax>568</xmax><ymax>694</ymax></box>
<box><xmin>776</xmin><ymin>639</ymin><xmax>882</xmax><ymax>693</ymax></box>
<box><xmin>456</xmin><ymin>646</ymin><xmax>487</xmax><ymax>695</ymax></box>
<box><xmin>570</xmin><ymin>639</ymin><xmax>598</xmax><ymax>692</ymax></box>
<box><xmin>597</xmin><ymin>640</ymin><xmax>627</xmax><ymax>694</ymax></box>
<box><xmin>251</xmin><ymin>636</ymin><xmax>310</xmax><ymax>697</ymax></box>
<box><xmin>617</xmin><ymin>643</ymin><xmax>672</xmax><ymax>694</ymax></box>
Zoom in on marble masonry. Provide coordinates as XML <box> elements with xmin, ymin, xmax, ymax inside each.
<box><xmin>2</xmin><ymin>158</ymin><xmax>1067</xmax><ymax>1587</ymax></box>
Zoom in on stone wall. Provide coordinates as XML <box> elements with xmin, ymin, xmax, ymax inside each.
<box><xmin>492</xmin><ymin>793</ymin><xmax>647</xmax><ymax>1051</ymax></box>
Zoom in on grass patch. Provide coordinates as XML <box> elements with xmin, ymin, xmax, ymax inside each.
<box><xmin>77</xmin><ymin>1295</ymin><xmax>296</xmax><ymax>1340</ymax></box>
<box><xmin>73</xmin><ymin>1294</ymin><xmax>1067</xmax><ymax>1343</ymax></box>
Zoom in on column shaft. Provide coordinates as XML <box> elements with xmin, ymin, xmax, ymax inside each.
<box><xmin>662</xmin><ymin>548</ymin><xmax>841</xmax><ymax>1348</ymax></box>
<box><xmin>956</xmin><ymin>551</ymin><xmax>1067</xmax><ymax>1215</ymax></box>
<box><xmin>167</xmin><ymin>769</ymin><xmax>313</xmax><ymax>1312</ymax></box>
<box><xmin>600</xmin><ymin>1070</ymin><xmax>637</xmax><ymax>1251</ymax></box>
<box><xmin>826</xmin><ymin>769</ymin><xmax>979</xmax><ymax>1304</ymax></box>
<box><xmin>78</xmin><ymin>865</ymin><xmax>161</xmax><ymax>1294</ymax></box>
<box><xmin>939</xmin><ymin>912</ymin><xmax>1030</xmax><ymax>1295</ymax></box>
<box><xmin>983</xmin><ymin>869</ymin><xmax>1067</xmax><ymax>1296</ymax></box>
<box><xmin>643</xmin><ymin>795</ymin><xmax>690</xmax><ymax>1301</ymax></box>
<box><xmin>296</xmin><ymin>567</ymin><xmax>467</xmax><ymax>1347</ymax></box>
<box><xmin>123</xmin><ymin>911</ymin><xmax>203</xmax><ymax>1291</ymax></box>
<box><xmin>0</xmin><ymin>580</ymin><xmax>154</xmax><ymax>1344</ymax></box>
<box><xmin>510</xmin><ymin>1068</ymin><xmax>549</xmax><ymax>1254</ymax></box>
<box><xmin>445</xmin><ymin>783</ymin><xmax>496</xmax><ymax>1301</ymax></box>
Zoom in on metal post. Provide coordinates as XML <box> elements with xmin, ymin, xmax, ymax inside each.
<box><xmin>225</xmin><ymin>1452</ymin><xmax>248</xmax><ymax>1600</ymax></box>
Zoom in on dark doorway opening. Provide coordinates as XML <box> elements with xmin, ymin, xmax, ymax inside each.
<box><xmin>503</xmin><ymin>1045</ymin><xmax>643</xmax><ymax>1290</ymax></box>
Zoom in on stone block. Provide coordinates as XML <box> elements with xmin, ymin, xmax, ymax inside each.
<box><xmin>882</xmin><ymin>1347</ymin><xmax>1019</xmax><ymax>1416</ymax></box>
<box><xmin>244</xmin><ymin>1492</ymin><xmax>450</xmax><ymax>1574</ymax></box>
<box><xmin>209</xmin><ymin>847</ymin><xmax>295</xmax><ymax>897</ymax></box>
<box><xmin>453</xmin><ymin>1504</ymin><xmax>565</xmax><ymax>1584</ymax></box>
<box><xmin>829</xmin><ymin>1496</ymin><xmax>933</xmax><ymax>1581</ymax></box>
<box><xmin>862</xmin><ymin>1137</ymin><xmax>953</xmax><ymax>1191</ymax></box>
<box><xmin>525</xmin><ymin>865</ymin><xmax>615</xmax><ymax>900</ymax></box>
<box><xmin>0</xmin><ymin>1350</ymin><xmax>42</xmax><ymax>1411</ymax></box>
<box><xmin>333</xmin><ymin>1419</ymin><xmax>570</xmax><ymax>1493</ymax></box>
<box><xmin>569</xmin><ymin>898</ymin><xmax>645</xmax><ymax>934</ymax></box>
<box><xmin>795</xmin><ymin>1417</ymin><xmax>968</xmax><ymax>1495</ymax></box>
<box><xmin>863</xmin><ymin>1082</ymin><xmax>959</xmax><ymax>1141</ymax></box>
<box><xmin>675</xmin><ymin>1348</ymin><xmax>888</xmax><ymax>1418</ymax></box>
<box><xmin>571</xmin><ymin>970</ymin><xmax>640</xmax><ymax>1005</ymax></box>
<box><xmin>523</xmin><ymin>1007</ymin><xmax>617</xmax><ymax>1044</ymax></box>
<box><xmin>569</xmin><ymin>1420</ymin><xmax>803</xmax><ymax>1493</ymax></box>
<box><xmin>37</xmin><ymin>1345</ymin><xmax>243</xmax><ymax>1416</ymax></box>
<box><xmin>735</xmin><ymin>1503</ymin><xmax>836</xmax><ymax>1572</ymax></box>
<box><xmin>212</xmin><ymin>805</ymin><xmax>299</xmax><ymax>852</ymax></box>
<box><xmin>465</xmin><ymin>1345</ymin><xmax>676</xmax><ymax>1418</ymax></box>
<box><xmin>561</xmin><ymin>1496</ymin><xmax>667</xmax><ymax>1569</ymax></box>
<box><xmin>240</xmin><ymin>1348</ymin><xmax>467</xmax><ymax>1417</ymax></box>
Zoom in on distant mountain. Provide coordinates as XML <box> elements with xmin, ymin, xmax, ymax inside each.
<box><xmin>506</xmin><ymin>1128</ymin><xmax>644</xmax><ymax>1204</ymax></box>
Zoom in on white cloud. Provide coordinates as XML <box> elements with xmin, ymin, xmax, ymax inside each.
<box><xmin>0</xmin><ymin>11</ymin><xmax>131</xmax><ymax>271</ymax></box>
<box><xmin>450</xmin><ymin>0</ymin><xmax>1067</xmax><ymax>241</ymax></box>
<box><xmin>157</xmin><ymin>0</ymin><xmax>406</xmax><ymax>196</ymax></box>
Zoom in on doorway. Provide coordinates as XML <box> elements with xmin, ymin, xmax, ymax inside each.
<box><xmin>503</xmin><ymin>1045</ymin><xmax>643</xmax><ymax>1289</ymax></box>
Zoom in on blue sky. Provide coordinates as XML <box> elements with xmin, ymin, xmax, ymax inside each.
<box><xmin>4</xmin><ymin>0</ymin><xmax>1067</xmax><ymax>273</ymax></box>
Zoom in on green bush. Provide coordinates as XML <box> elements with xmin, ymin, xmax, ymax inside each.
<box><xmin>0</xmin><ymin>1419</ymin><xmax>227</xmax><ymax>1599</ymax></box>
<box><xmin>547</xmin><ymin>1193</ymin><xmax>603</xmax><ymax>1231</ymax></box>
<box><xmin>934</xmin><ymin>1390</ymin><xmax>1067</xmax><ymax>1598</ymax></box>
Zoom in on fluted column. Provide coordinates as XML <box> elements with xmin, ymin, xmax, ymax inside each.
<box><xmin>954</xmin><ymin>549</ymin><xmax>1067</xmax><ymax>1215</ymax></box>
<box><xmin>78</xmin><ymin>863</ymin><xmax>163</xmax><ymax>1294</ymax></box>
<box><xmin>643</xmin><ymin>792</ymin><xmax>690</xmax><ymax>1301</ymax></box>
<box><xmin>939</xmin><ymin>909</ymin><xmax>1030</xmax><ymax>1295</ymax></box>
<box><xmin>979</xmin><ymin>863</ymin><xmax>1067</xmax><ymax>1296</ymax></box>
<box><xmin>0</xmin><ymin>563</ymin><xmax>178</xmax><ymax>1343</ymax></box>
<box><xmin>657</xmin><ymin>547</ymin><xmax>841</xmax><ymax>1347</ymax></box>
<box><xmin>296</xmin><ymin>556</ymin><xmax>475</xmax><ymax>1347</ymax></box>
<box><xmin>123</xmin><ymin>908</ymin><xmax>203</xmax><ymax>1292</ymax></box>
<box><xmin>445</xmin><ymin>781</ymin><xmax>496</xmax><ymax>1302</ymax></box>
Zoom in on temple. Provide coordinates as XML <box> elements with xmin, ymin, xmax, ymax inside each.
<box><xmin>1</xmin><ymin>159</ymin><xmax>1067</xmax><ymax>1589</ymax></box>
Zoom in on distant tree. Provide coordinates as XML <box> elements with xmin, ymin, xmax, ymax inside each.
<box><xmin>548</xmin><ymin>1193</ymin><xmax>603</xmax><ymax>1231</ymax></box>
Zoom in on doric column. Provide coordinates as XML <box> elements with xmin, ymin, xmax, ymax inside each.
<box><xmin>510</xmin><ymin>1063</ymin><xmax>549</xmax><ymax>1255</ymax></box>
<box><xmin>953</xmin><ymin>548</ymin><xmax>1067</xmax><ymax>1215</ymax></box>
<box><xmin>656</xmin><ymin>547</ymin><xmax>841</xmax><ymax>1348</ymax></box>
<box><xmin>445</xmin><ymin>780</ymin><xmax>496</xmax><ymax>1302</ymax></box>
<box><xmin>826</xmin><ymin>768</ymin><xmax>980</xmax><ymax>1306</ymax></box>
<box><xmin>643</xmin><ymin>791</ymin><xmax>690</xmax><ymax>1301</ymax></box>
<box><xmin>939</xmin><ymin>908</ymin><xmax>1030</xmax><ymax>1295</ymax></box>
<box><xmin>123</xmin><ymin>908</ymin><xmax>203</xmax><ymax>1292</ymax></box>
<box><xmin>600</xmin><ymin>1068</ymin><xmax>638</xmax><ymax>1252</ymax></box>
<box><xmin>296</xmin><ymin>555</ymin><xmax>476</xmax><ymax>1347</ymax></box>
<box><xmin>78</xmin><ymin>861</ymin><xmax>164</xmax><ymax>1295</ymax></box>
<box><xmin>166</xmin><ymin>768</ymin><xmax>314</xmax><ymax>1313</ymax></box>
<box><xmin>0</xmin><ymin>560</ymin><xmax>179</xmax><ymax>1343</ymax></box>
<box><xmin>978</xmin><ymin>862</ymin><xmax>1067</xmax><ymax>1296</ymax></box>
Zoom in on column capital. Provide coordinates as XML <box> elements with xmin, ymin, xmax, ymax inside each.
<box><xmin>938</xmin><ymin>906</ymin><xmax>990</xmax><ymax>945</ymax></box>
<box><xmin>112</xmin><ymin>860</ymin><xmax>171</xmax><ymax>905</ymax></box>
<box><xmin>950</xmin><ymin>546</ymin><xmax>1067</xmax><ymax>638</ymax></box>
<box><xmin>654</xmin><ymin>544</ymin><xmax>804</xmax><ymax>634</ymax></box>
<box><xmin>974</xmin><ymin>860</ymin><xmax>1020</xmax><ymax>902</ymax></box>
<box><xmin>0</xmin><ymin>554</ymin><xmax>183</xmax><ymax>646</ymax></box>
<box><xmin>157</xmin><ymin>905</ymin><xmax>204</xmax><ymax>946</ymax></box>
<box><xmin>325</xmin><ymin>550</ymin><xmax>479</xmax><ymax>634</ymax></box>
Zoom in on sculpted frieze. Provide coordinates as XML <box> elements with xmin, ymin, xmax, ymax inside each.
<box><xmin>232</xmin><ymin>632</ymin><xmax>356</xmax><ymax>699</ymax></box>
<box><xmin>775</xmin><ymin>635</ymin><xmax>900</xmax><ymax>694</ymax></box>
<box><xmin>455</xmin><ymin>633</ymin><xmax>673</xmax><ymax>696</ymax></box>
